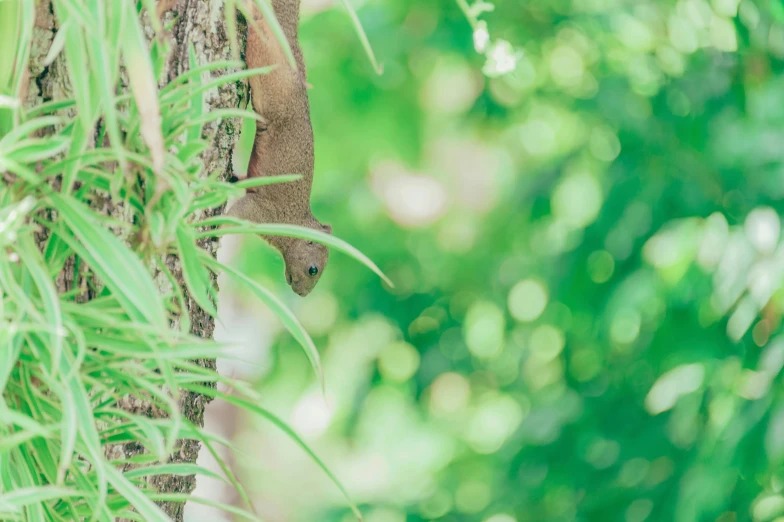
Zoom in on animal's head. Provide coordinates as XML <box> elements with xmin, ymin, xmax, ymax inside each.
<box><xmin>282</xmin><ymin>223</ymin><xmax>332</xmax><ymax>297</ymax></box>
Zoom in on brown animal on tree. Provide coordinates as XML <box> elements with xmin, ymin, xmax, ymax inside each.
<box><xmin>228</xmin><ymin>0</ymin><xmax>331</xmax><ymax>297</ymax></box>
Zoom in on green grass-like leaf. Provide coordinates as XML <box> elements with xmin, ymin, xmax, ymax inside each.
<box><xmin>14</xmin><ymin>237</ymin><xmax>64</xmax><ymax>381</ymax></box>
<box><xmin>181</xmin><ymin>383</ymin><xmax>364</xmax><ymax>521</ymax></box>
<box><xmin>206</xmin><ymin>256</ymin><xmax>326</xmax><ymax>395</ymax></box>
<box><xmin>47</xmin><ymin>193</ymin><xmax>168</xmax><ymax>330</ymax></box>
<box><xmin>195</xmin><ymin>215</ymin><xmax>394</xmax><ymax>288</ymax></box>
<box><xmin>1</xmin><ymin>2</ymin><xmax>375</xmax><ymax>520</ymax></box>
<box><xmin>248</xmin><ymin>0</ymin><xmax>296</xmax><ymax>70</ymax></box>
<box><xmin>176</xmin><ymin>225</ymin><xmax>218</xmax><ymax>317</ymax></box>
<box><xmin>339</xmin><ymin>0</ymin><xmax>383</xmax><ymax>75</ymax></box>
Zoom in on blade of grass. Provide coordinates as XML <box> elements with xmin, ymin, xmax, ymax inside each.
<box><xmin>121</xmin><ymin>0</ymin><xmax>164</xmax><ymax>175</ymax></box>
<box><xmin>23</xmin><ymin>99</ymin><xmax>76</xmax><ymax>119</ymax></box>
<box><xmin>161</xmin><ymin>66</ymin><xmax>276</xmax><ymax>109</ymax></box>
<box><xmin>230</xmin><ymin>174</ymin><xmax>301</xmax><ymax>189</ymax></box>
<box><xmin>159</xmin><ymin>60</ymin><xmax>244</xmax><ymax>96</ymax></box>
<box><xmin>100</xmin><ymin>463</ymin><xmax>170</xmax><ymax>522</ymax></box>
<box><xmin>0</xmin><ymin>487</ymin><xmax>82</xmax><ymax>509</ymax></box>
<box><xmin>124</xmin><ymin>463</ymin><xmax>226</xmax><ymax>483</ymax></box>
<box><xmin>0</xmin><ymin>115</ymin><xmax>61</xmax><ymax>147</ymax></box>
<box><xmin>11</xmin><ymin>0</ymin><xmax>34</xmax><ymax>102</ymax></box>
<box><xmin>140</xmin><ymin>0</ymin><xmax>163</xmax><ymax>35</ymax></box>
<box><xmin>248</xmin><ymin>0</ymin><xmax>296</xmax><ymax>69</ymax></box>
<box><xmin>53</xmin><ymin>0</ymin><xmax>99</xmax><ymax>138</ymax></box>
<box><xmin>187</xmin><ymin>44</ymin><xmax>205</xmax><ymax>143</ymax></box>
<box><xmin>43</xmin><ymin>20</ymin><xmax>70</xmax><ymax>67</ymax></box>
<box><xmin>225</xmin><ymin>0</ymin><xmax>240</xmax><ymax>60</ymax></box>
<box><xmin>86</xmin><ymin>25</ymin><xmax>127</xmax><ymax>179</ymax></box>
<box><xmin>181</xmin><ymin>383</ymin><xmax>363</xmax><ymax>522</ymax></box>
<box><xmin>5</xmin><ymin>136</ymin><xmax>70</xmax><ymax>164</ymax></box>
<box><xmin>15</xmin><ymin>236</ymin><xmax>63</xmax><ymax>380</ymax></box>
<box><xmin>175</xmin><ymin>224</ymin><xmax>218</xmax><ymax>317</ymax></box>
<box><xmin>150</xmin><ymin>494</ymin><xmax>265</xmax><ymax>522</ymax></box>
<box><xmin>205</xmin><ymin>256</ymin><xmax>325</xmax><ymax>396</ymax></box>
<box><xmin>339</xmin><ymin>0</ymin><xmax>383</xmax><ymax>75</ymax></box>
<box><xmin>195</xmin><ymin>216</ymin><xmax>394</xmax><ymax>288</ymax></box>
<box><xmin>48</xmin><ymin>193</ymin><xmax>168</xmax><ymax>330</ymax></box>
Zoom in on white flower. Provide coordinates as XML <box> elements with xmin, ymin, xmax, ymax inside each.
<box><xmin>482</xmin><ymin>39</ymin><xmax>522</xmax><ymax>77</ymax></box>
<box><xmin>473</xmin><ymin>21</ymin><xmax>490</xmax><ymax>53</ymax></box>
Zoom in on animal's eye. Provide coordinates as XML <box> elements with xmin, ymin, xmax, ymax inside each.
<box><xmin>308</xmin><ymin>265</ymin><xmax>318</xmax><ymax>277</ymax></box>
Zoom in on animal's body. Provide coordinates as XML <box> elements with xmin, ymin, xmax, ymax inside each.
<box><xmin>228</xmin><ymin>0</ymin><xmax>331</xmax><ymax>297</ymax></box>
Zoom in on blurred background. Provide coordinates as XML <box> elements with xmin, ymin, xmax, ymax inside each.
<box><xmin>189</xmin><ymin>0</ymin><xmax>784</xmax><ymax>521</ymax></box>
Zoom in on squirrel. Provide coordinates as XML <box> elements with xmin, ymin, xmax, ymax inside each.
<box><xmin>228</xmin><ymin>0</ymin><xmax>331</xmax><ymax>297</ymax></box>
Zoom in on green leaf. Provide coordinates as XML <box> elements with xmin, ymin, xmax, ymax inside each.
<box><xmin>206</xmin><ymin>256</ymin><xmax>325</xmax><ymax>395</ymax></box>
<box><xmin>124</xmin><ymin>463</ymin><xmax>227</xmax><ymax>483</ymax></box>
<box><xmin>181</xmin><ymin>383</ymin><xmax>364</xmax><ymax>522</ymax></box>
<box><xmin>140</xmin><ymin>0</ymin><xmax>163</xmax><ymax>35</ymax></box>
<box><xmin>101</xmin><ymin>463</ymin><xmax>170</xmax><ymax>522</ymax></box>
<box><xmin>47</xmin><ymin>193</ymin><xmax>168</xmax><ymax>329</ymax></box>
<box><xmin>181</xmin><ymin>108</ymin><xmax>265</xmax><ymax>134</ymax></box>
<box><xmin>231</xmin><ymin>174</ymin><xmax>301</xmax><ymax>189</ymax></box>
<box><xmin>150</xmin><ymin>493</ymin><xmax>265</xmax><ymax>522</ymax></box>
<box><xmin>0</xmin><ymin>487</ymin><xmax>82</xmax><ymax>509</ymax></box>
<box><xmin>161</xmin><ymin>66</ymin><xmax>276</xmax><ymax>109</ymax></box>
<box><xmin>175</xmin><ymin>224</ymin><xmax>217</xmax><ymax>317</ymax></box>
<box><xmin>121</xmin><ymin>0</ymin><xmax>165</xmax><ymax>175</ymax></box>
<box><xmin>15</xmin><ymin>236</ymin><xmax>64</xmax><ymax>380</ymax></box>
<box><xmin>23</xmin><ymin>99</ymin><xmax>76</xmax><ymax>119</ymax></box>
<box><xmin>195</xmin><ymin>216</ymin><xmax>394</xmax><ymax>288</ymax></box>
<box><xmin>248</xmin><ymin>0</ymin><xmax>296</xmax><ymax>69</ymax></box>
<box><xmin>5</xmin><ymin>136</ymin><xmax>70</xmax><ymax>164</ymax></box>
<box><xmin>53</xmin><ymin>0</ymin><xmax>99</xmax><ymax>136</ymax></box>
<box><xmin>85</xmin><ymin>23</ymin><xmax>126</xmax><ymax>177</ymax></box>
<box><xmin>0</xmin><ymin>116</ymin><xmax>61</xmax><ymax>148</ymax></box>
<box><xmin>159</xmin><ymin>60</ymin><xmax>244</xmax><ymax>96</ymax></box>
<box><xmin>43</xmin><ymin>20</ymin><xmax>70</xmax><ymax>66</ymax></box>
<box><xmin>225</xmin><ymin>0</ymin><xmax>240</xmax><ymax>61</ymax></box>
<box><xmin>187</xmin><ymin>44</ymin><xmax>205</xmax><ymax>143</ymax></box>
<box><xmin>0</xmin><ymin>157</ymin><xmax>43</xmax><ymax>185</ymax></box>
<box><xmin>339</xmin><ymin>0</ymin><xmax>383</xmax><ymax>75</ymax></box>
<box><xmin>105</xmin><ymin>410</ymin><xmax>166</xmax><ymax>463</ymax></box>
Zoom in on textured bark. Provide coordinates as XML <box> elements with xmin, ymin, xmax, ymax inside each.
<box><xmin>26</xmin><ymin>1</ymin><xmax>245</xmax><ymax>520</ymax></box>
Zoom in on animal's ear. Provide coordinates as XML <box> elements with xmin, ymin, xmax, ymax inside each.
<box><xmin>321</xmin><ymin>223</ymin><xmax>332</xmax><ymax>234</ymax></box>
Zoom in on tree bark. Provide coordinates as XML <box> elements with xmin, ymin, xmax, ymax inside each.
<box><xmin>26</xmin><ymin>1</ymin><xmax>245</xmax><ymax>520</ymax></box>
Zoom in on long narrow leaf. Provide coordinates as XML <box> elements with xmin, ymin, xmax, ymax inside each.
<box><xmin>121</xmin><ymin>0</ymin><xmax>164</xmax><ymax>175</ymax></box>
<box><xmin>14</xmin><ymin>237</ymin><xmax>63</xmax><ymax>380</ymax></box>
<box><xmin>339</xmin><ymin>0</ymin><xmax>383</xmax><ymax>75</ymax></box>
<box><xmin>230</xmin><ymin>174</ymin><xmax>301</xmax><ymax>189</ymax></box>
<box><xmin>206</xmin><ymin>256</ymin><xmax>325</xmax><ymax>395</ymax></box>
<box><xmin>181</xmin><ymin>383</ymin><xmax>363</xmax><ymax>521</ymax></box>
<box><xmin>101</xmin><ymin>463</ymin><xmax>170</xmax><ymax>522</ymax></box>
<box><xmin>248</xmin><ymin>0</ymin><xmax>296</xmax><ymax>69</ymax></box>
<box><xmin>48</xmin><ymin>193</ymin><xmax>168</xmax><ymax>329</ymax></box>
<box><xmin>195</xmin><ymin>216</ymin><xmax>394</xmax><ymax>287</ymax></box>
<box><xmin>0</xmin><ymin>487</ymin><xmax>82</xmax><ymax>508</ymax></box>
<box><xmin>151</xmin><ymin>493</ymin><xmax>264</xmax><ymax>522</ymax></box>
<box><xmin>124</xmin><ymin>463</ymin><xmax>226</xmax><ymax>483</ymax></box>
<box><xmin>175</xmin><ymin>225</ymin><xmax>217</xmax><ymax>317</ymax></box>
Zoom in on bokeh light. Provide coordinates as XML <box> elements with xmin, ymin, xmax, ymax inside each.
<box><xmin>213</xmin><ymin>1</ymin><xmax>784</xmax><ymax>521</ymax></box>
<box><xmin>464</xmin><ymin>301</ymin><xmax>506</xmax><ymax>359</ymax></box>
<box><xmin>551</xmin><ymin>172</ymin><xmax>604</xmax><ymax>229</ymax></box>
<box><xmin>507</xmin><ymin>278</ymin><xmax>549</xmax><ymax>322</ymax></box>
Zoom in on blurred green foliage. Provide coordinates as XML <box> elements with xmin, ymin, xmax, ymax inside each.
<box><xmin>229</xmin><ymin>1</ymin><xmax>784</xmax><ymax>521</ymax></box>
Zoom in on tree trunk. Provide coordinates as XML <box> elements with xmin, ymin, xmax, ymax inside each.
<box><xmin>26</xmin><ymin>2</ymin><xmax>245</xmax><ymax>520</ymax></box>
